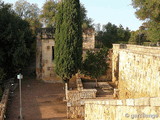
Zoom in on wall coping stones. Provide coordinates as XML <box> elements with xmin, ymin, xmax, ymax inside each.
<box><xmin>120</xmin><ymin>49</ymin><xmax>160</xmax><ymax>57</ymax></box>
<box><xmin>126</xmin><ymin>99</ymin><xmax>134</xmax><ymax>106</ymax></box>
<box><xmin>116</xmin><ymin>100</ymin><xmax>123</xmax><ymax>106</ymax></box>
<box><xmin>113</xmin><ymin>44</ymin><xmax>160</xmax><ymax>50</ymax></box>
<box><xmin>134</xmin><ymin>97</ymin><xmax>150</xmax><ymax>106</ymax></box>
<box><xmin>113</xmin><ymin>44</ymin><xmax>160</xmax><ymax>57</ymax></box>
<box><xmin>82</xmin><ymin>89</ymin><xmax>97</xmax><ymax>92</ymax></box>
<box><xmin>84</xmin><ymin>97</ymin><xmax>160</xmax><ymax>107</ymax></box>
<box><xmin>150</xmin><ymin>97</ymin><xmax>160</xmax><ymax>106</ymax></box>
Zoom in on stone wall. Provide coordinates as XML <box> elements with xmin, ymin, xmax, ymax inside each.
<box><xmin>36</xmin><ymin>38</ymin><xmax>61</xmax><ymax>82</ymax></box>
<box><xmin>67</xmin><ymin>78</ymin><xmax>97</xmax><ymax>119</ymax></box>
<box><xmin>0</xmin><ymin>89</ymin><xmax>10</xmax><ymax>120</ymax></box>
<box><xmin>82</xmin><ymin>28</ymin><xmax>95</xmax><ymax>49</ymax></box>
<box><xmin>118</xmin><ymin>50</ymin><xmax>160</xmax><ymax>99</ymax></box>
<box><xmin>112</xmin><ymin>44</ymin><xmax>160</xmax><ymax>83</ymax></box>
<box><xmin>36</xmin><ymin>28</ymin><xmax>95</xmax><ymax>82</ymax></box>
<box><xmin>112</xmin><ymin>44</ymin><xmax>120</xmax><ymax>83</ymax></box>
<box><xmin>84</xmin><ymin>44</ymin><xmax>160</xmax><ymax>119</ymax></box>
<box><xmin>85</xmin><ymin>97</ymin><xmax>160</xmax><ymax>120</ymax></box>
<box><xmin>112</xmin><ymin>44</ymin><xmax>160</xmax><ymax>99</ymax></box>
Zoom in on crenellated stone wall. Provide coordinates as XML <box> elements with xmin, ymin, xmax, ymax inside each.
<box><xmin>85</xmin><ymin>97</ymin><xmax>160</xmax><ymax>120</ymax></box>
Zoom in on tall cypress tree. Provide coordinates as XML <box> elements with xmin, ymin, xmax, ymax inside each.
<box><xmin>55</xmin><ymin>0</ymin><xmax>82</xmax><ymax>84</ymax></box>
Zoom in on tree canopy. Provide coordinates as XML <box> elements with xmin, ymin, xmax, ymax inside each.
<box><xmin>81</xmin><ymin>48</ymin><xmax>108</xmax><ymax>79</ymax></box>
<box><xmin>96</xmin><ymin>22</ymin><xmax>131</xmax><ymax>48</ymax></box>
<box><xmin>0</xmin><ymin>0</ymin><xmax>35</xmax><ymax>77</ymax></box>
<box><xmin>14</xmin><ymin>0</ymin><xmax>42</xmax><ymax>32</ymax></box>
<box><xmin>55</xmin><ymin>0</ymin><xmax>82</xmax><ymax>82</ymax></box>
<box><xmin>132</xmin><ymin>0</ymin><xmax>160</xmax><ymax>22</ymax></box>
<box><xmin>132</xmin><ymin>0</ymin><xmax>160</xmax><ymax>42</ymax></box>
<box><xmin>80</xmin><ymin>4</ymin><xmax>94</xmax><ymax>29</ymax></box>
<box><xmin>40</xmin><ymin>0</ymin><xmax>93</xmax><ymax>29</ymax></box>
<box><xmin>40</xmin><ymin>0</ymin><xmax>57</xmax><ymax>27</ymax></box>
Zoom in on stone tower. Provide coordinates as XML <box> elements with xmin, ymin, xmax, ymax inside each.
<box><xmin>36</xmin><ymin>28</ymin><xmax>95</xmax><ymax>82</ymax></box>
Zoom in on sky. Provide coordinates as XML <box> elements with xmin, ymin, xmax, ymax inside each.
<box><xmin>4</xmin><ymin>0</ymin><xmax>143</xmax><ymax>31</ymax></box>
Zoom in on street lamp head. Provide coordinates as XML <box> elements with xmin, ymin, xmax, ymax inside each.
<box><xmin>17</xmin><ymin>73</ymin><xmax>23</xmax><ymax>80</ymax></box>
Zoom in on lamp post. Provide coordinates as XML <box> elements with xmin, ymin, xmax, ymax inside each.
<box><xmin>17</xmin><ymin>73</ymin><xmax>23</xmax><ymax>120</ymax></box>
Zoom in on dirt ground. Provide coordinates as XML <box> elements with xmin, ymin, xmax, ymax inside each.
<box><xmin>6</xmin><ymin>77</ymin><xmax>80</xmax><ymax>120</ymax></box>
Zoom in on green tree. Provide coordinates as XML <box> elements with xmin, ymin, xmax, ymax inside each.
<box><xmin>146</xmin><ymin>21</ymin><xmax>160</xmax><ymax>42</ymax></box>
<box><xmin>40</xmin><ymin>0</ymin><xmax>57</xmax><ymax>27</ymax></box>
<box><xmin>40</xmin><ymin>1</ymin><xmax>92</xmax><ymax>28</ymax></box>
<box><xmin>132</xmin><ymin>0</ymin><xmax>160</xmax><ymax>42</ymax></box>
<box><xmin>132</xmin><ymin>0</ymin><xmax>160</xmax><ymax>22</ymax></box>
<box><xmin>55</xmin><ymin>0</ymin><xmax>82</xmax><ymax>99</ymax></box>
<box><xmin>128</xmin><ymin>31</ymin><xmax>140</xmax><ymax>44</ymax></box>
<box><xmin>102</xmin><ymin>22</ymin><xmax>118</xmax><ymax>48</ymax></box>
<box><xmin>0</xmin><ymin>0</ymin><xmax>35</xmax><ymax>77</ymax></box>
<box><xmin>81</xmin><ymin>48</ymin><xmax>108</xmax><ymax>87</ymax></box>
<box><xmin>96</xmin><ymin>22</ymin><xmax>130</xmax><ymax>48</ymax></box>
<box><xmin>95</xmin><ymin>31</ymin><xmax>104</xmax><ymax>48</ymax></box>
<box><xmin>14</xmin><ymin>0</ymin><xmax>42</xmax><ymax>31</ymax></box>
<box><xmin>129</xmin><ymin>27</ymin><xmax>148</xmax><ymax>45</ymax></box>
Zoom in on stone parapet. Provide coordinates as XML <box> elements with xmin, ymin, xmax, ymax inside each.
<box><xmin>112</xmin><ymin>44</ymin><xmax>160</xmax><ymax>99</ymax></box>
<box><xmin>85</xmin><ymin>97</ymin><xmax>160</xmax><ymax>106</ymax></box>
<box><xmin>118</xmin><ymin>50</ymin><xmax>160</xmax><ymax>99</ymax></box>
<box><xmin>85</xmin><ymin>97</ymin><xmax>160</xmax><ymax>120</ymax></box>
<box><xmin>67</xmin><ymin>78</ymin><xmax>97</xmax><ymax>119</ymax></box>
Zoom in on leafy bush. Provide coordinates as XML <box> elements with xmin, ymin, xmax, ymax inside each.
<box><xmin>81</xmin><ymin>48</ymin><xmax>108</xmax><ymax>86</ymax></box>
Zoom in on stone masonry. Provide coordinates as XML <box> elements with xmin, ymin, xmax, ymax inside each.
<box><xmin>85</xmin><ymin>97</ymin><xmax>160</xmax><ymax>120</ymax></box>
<box><xmin>36</xmin><ymin>28</ymin><xmax>61</xmax><ymax>82</ymax></box>
<box><xmin>112</xmin><ymin>44</ymin><xmax>160</xmax><ymax>99</ymax></box>
<box><xmin>67</xmin><ymin>78</ymin><xmax>97</xmax><ymax>119</ymax></box>
<box><xmin>36</xmin><ymin>28</ymin><xmax>95</xmax><ymax>82</ymax></box>
<box><xmin>84</xmin><ymin>44</ymin><xmax>160</xmax><ymax>119</ymax></box>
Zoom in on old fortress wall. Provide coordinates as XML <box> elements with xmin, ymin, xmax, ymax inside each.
<box><xmin>85</xmin><ymin>44</ymin><xmax>160</xmax><ymax>120</ymax></box>
<box><xmin>112</xmin><ymin>44</ymin><xmax>160</xmax><ymax>99</ymax></box>
<box><xmin>36</xmin><ymin>28</ymin><xmax>95</xmax><ymax>82</ymax></box>
<box><xmin>85</xmin><ymin>97</ymin><xmax>160</xmax><ymax>120</ymax></box>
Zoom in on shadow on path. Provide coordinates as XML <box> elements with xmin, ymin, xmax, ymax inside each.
<box><xmin>6</xmin><ymin>77</ymin><xmax>68</xmax><ymax>120</ymax></box>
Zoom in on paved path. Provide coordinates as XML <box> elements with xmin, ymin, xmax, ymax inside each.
<box><xmin>6</xmin><ymin>78</ymin><xmax>71</xmax><ymax>120</ymax></box>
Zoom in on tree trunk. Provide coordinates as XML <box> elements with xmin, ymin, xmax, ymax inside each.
<box><xmin>65</xmin><ymin>82</ymin><xmax>68</xmax><ymax>100</ymax></box>
<box><xmin>64</xmin><ymin>79</ymin><xmax>69</xmax><ymax>100</ymax></box>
